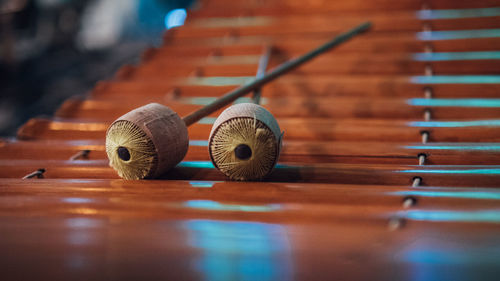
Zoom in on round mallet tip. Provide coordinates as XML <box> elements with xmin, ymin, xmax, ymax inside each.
<box><xmin>209</xmin><ymin>103</ymin><xmax>282</xmax><ymax>181</ymax></box>
<box><xmin>106</xmin><ymin>103</ymin><xmax>188</xmax><ymax>180</ymax></box>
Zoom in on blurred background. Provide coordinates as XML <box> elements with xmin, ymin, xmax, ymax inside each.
<box><xmin>0</xmin><ymin>0</ymin><xmax>194</xmax><ymax>136</ymax></box>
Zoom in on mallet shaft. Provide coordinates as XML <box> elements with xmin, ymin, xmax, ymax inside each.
<box><xmin>253</xmin><ymin>45</ymin><xmax>272</xmax><ymax>104</ymax></box>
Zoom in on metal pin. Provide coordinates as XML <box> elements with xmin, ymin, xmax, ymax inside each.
<box><xmin>424</xmin><ymin>64</ymin><xmax>433</xmax><ymax>76</ymax></box>
<box><xmin>422</xmin><ymin>23</ymin><xmax>432</xmax><ymax>32</ymax></box>
<box><xmin>164</xmin><ymin>87</ymin><xmax>181</xmax><ymax>101</ymax></box>
<box><xmin>210</xmin><ymin>48</ymin><xmax>222</xmax><ymax>58</ymax></box>
<box><xmin>412</xmin><ymin>177</ymin><xmax>422</xmax><ymax>187</ymax></box>
<box><xmin>424</xmin><ymin>109</ymin><xmax>432</xmax><ymax>121</ymax></box>
<box><xmin>70</xmin><ymin>150</ymin><xmax>90</xmax><ymax>161</ymax></box>
<box><xmin>171</xmin><ymin>87</ymin><xmax>181</xmax><ymax>98</ymax></box>
<box><xmin>421</xmin><ymin>131</ymin><xmax>429</xmax><ymax>144</ymax></box>
<box><xmin>192</xmin><ymin>67</ymin><xmax>204</xmax><ymax>78</ymax></box>
<box><xmin>22</xmin><ymin>168</ymin><xmax>46</xmax><ymax>179</ymax></box>
<box><xmin>402</xmin><ymin>196</ymin><xmax>418</xmax><ymax>208</ymax></box>
<box><xmin>424</xmin><ymin>43</ymin><xmax>434</xmax><ymax>53</ymax></box>
<box><xmin>424</xmin><ymin>87</ymin><xmax>433</xmax><ymax>99</ymax></box>
<box><xmin>418</xmin><ymin>154</ymin><xmax>426</xmax><ymax>165</ymax></box>
<box><xmin>388</xmin><ymin>217</ymin><xmax>406</xmax><ymax>231</ymax></box>
<box><xmin>225</xmin><ymin>30</ymin><xmax>239</xmax><ymax>43</ymax></box>
<box><xmin>403</xmin><ymin>197</ymin><xmax>417</xmax><ymax>208</ymax></box>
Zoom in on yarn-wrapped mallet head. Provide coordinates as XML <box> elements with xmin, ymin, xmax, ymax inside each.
<box><xmin>209</xmin><ymin>103</ymin><xmax>283</xmax><ymax>180</ymax></box>
<box><xmin>106</xmin><ymin>103</ymin><xmax>188</xmax><ymax>180</ymax></box>
<box><xmin>105</xmin><ymin>22</ymin><xmax>371</xmax><ymax>180</ymax></box>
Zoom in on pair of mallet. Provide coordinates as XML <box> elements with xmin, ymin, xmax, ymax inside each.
<box><xmin>105</xmin><ymin>22</ymin><xmax>371</xmax><ymax>180</ymax></box>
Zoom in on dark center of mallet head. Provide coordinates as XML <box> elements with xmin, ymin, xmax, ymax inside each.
<box><xmin>234</xmin><ymin>144</ymin><xmax>252</xmax><ymax>160</ymax></box>
<box><xmin>117</xmin><ymin>146</ymin><xmax>131</xmax><ymax>161</ymax></box>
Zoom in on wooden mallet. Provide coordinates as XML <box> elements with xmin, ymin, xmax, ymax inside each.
<box><xmin>105</xmin><ymin>22</ymin><xmax>371</xmax><ymax>180</ymax></box>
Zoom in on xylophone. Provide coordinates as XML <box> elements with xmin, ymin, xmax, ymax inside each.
<box><xmin>1</xmin><ymin>0</ymin><xmax>500</xmax><ymax>280</ymax></box>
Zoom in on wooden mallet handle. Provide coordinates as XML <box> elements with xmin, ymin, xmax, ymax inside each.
<box><xmin>182</xmin><ymin>21</ymin><xmax>372</xmax><ymax>126</ymax></box>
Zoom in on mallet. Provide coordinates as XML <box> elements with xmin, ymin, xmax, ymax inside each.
<box><xmin>105</xmin><ymin>22</ymin><xmax>371</xmax><ymax>180</ymax></box>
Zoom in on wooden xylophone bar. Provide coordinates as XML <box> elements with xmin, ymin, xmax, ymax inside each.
<box><xmin>1</xmin><ymin>0</ymin><xmax>499</xmax><ymax>280</ymax></box>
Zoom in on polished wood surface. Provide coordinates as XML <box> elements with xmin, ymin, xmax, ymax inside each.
<box><xmin>1</xmin><ymin>0</ymin><xmax>500</xmax><ymax>280</ymax></box>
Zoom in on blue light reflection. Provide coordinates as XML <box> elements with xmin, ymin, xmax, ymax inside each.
<box><xmin>184</xmin><ymin>220</ymin><xmax>292</xmax><ymax>281</ymax></box>
<box><xmin>399</xmin><ymin>168</ymin><xmax>500</xmax><ymax>175</ymax></box>
<box><xmin>407</xmin><ymin>98</ymin><xmax>500</xmax><ymax>107</ymax></box>
<box><xmin>178</xmin><ymin>161</ymin><xmax>214</xmax><ymax>169</ymax></box>
<box><xmin>411</xmin><ymin>75</ymin><xmax>500</xmax><ymax>84</ymax></box>
<box><xmin>65</xmin><ymin>218</ymin><xmax>104</xmax><ymax>228</ymax></box>
<box><xmin>399</xmin><ymin>210</ymin><xmax>500</xmax><ymax>223</ymax></box>
<box><xmin>391</xmin><ymin>190</ymin><xmax>500</xmax><ymax>200</ymax></box>
<box><xmin>416</xmin><ymin>7</ymin><xmax>500</xmax><ymax>19</ymax></box>
<box><xmin>409</xmin><ymin>120</ymin><xmax>500</xmax><ymax>127</ymax></box>
<box><xmin>165</xmin><ymin>9</ymin><xmax>187</xmax><ymax>29</ymax></box>
<box><xmin>405</xmin><ymin>144</ymin><xmax>500</xmax><ymax>151</ymax></box>
<box><xmin>62</xmin><ymin>197</ymin><xmax>94</xmax><ymax>204</ymax></box>
<box><xmin>187</xmin><ymin>97</ymin><xmax>268</xmax><ymax>106</ymax></box>
<box><xmin>416</xmin><ymin>29</ymin><xmax>500</xmax><ymax>41</ymax></box>
<box><xmin>186</xmin><ymin>76</ymin><xmax>254</xmax><ymax>86</ymax></box>
<box><xmin>412</xmin><ymin>51</ymin><xmax>500</xmax><ymax>61</ymax></box>
<box><xmin>198</xmin><ymin>117</ymin><xmax>217</xmax><ymax>124</ymax></box>
<box><xmin>189</xmin><ymin>181</ymin><xmax>220</xmax><ymax>188</ymax></box>
<box><xmin>185</xmin><ymin>200</ymin><xmax>281</xmax><ymax>212</ymax></box>
<box><xmin>189</xmin><ymin>140</ymin><xmax>209</xmax><ymax>146</ymax></box>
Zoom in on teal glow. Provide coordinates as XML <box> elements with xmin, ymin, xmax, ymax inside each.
<box><xmin>399</xmin><ymin>168</ymin><xmax>500</xmax><ymax>175</ymax></box>
<box><xmin>184</xmin><ymin>220</ymin><xmax>292</xmax><ymax>281</ymax></box>
<box><xmin>165</xmin><ymin>9</ymin><xmax>187</xmax><ymax>29</ymax></box>
<box><xmin>198</xmin><ymin>117</ymin><xmax>216</xmax><ymax>124</ymax></box>
<box><xmin>275</xmin><ymin>163</ymin><xmax>296</xmax><ymax>169</ymax></box>
<box><xmin>405</xmin><ymin>144</ymin><xmax>500</xmax><ymax>151</ymax></box>
<box><xmin>407</xmin><ymin>98</ymin><xmax>500</xmax><ymax>107</ymax></box>
<box><xmin>189</xmin><ymin>140</ymin><xmax>209</xmax><ymax>146</ymax></box>
<box><xmin>391</xmin><ymin>190</ymin><xmax>500</xmax><ymax>200</ymax></box>
<box><xmin>402</xmin><ymin>247</ymin><xmax>498</xmax><ymax>267</ymax></box>
<box><xmin>186</xmin><ymin>76</ymin><xmax>253</xmax><ymax>86</ymax></box>
<box><xmin>412</xmin><ymin>51</ymin><xmax>500</xmax><ymax>61</ymax></box>
<box><xmin>65</xmin><ymin>218</ymin><xmax>103</xmax><ymax>228</ymax></box>
<box><xmin>62</xmin><ymin>198</ymin><xmax>93</xmax><ymax>203</ymax></box>
<box><xmin>178</xmin><ymin>161</ymin><xmax>214</xmax><ymax>169</ymax></box>
<box><xmin>189</xmin><ymin>181</ymin><xmax>220</xmax><ymax>188</ymax></box>
<box><xmin>416</xmin><ymin>29</ymin><xmax>500</xmax><ymax>41</ymax></box>
<box><xmin>234</xmin><ymin>97</ymin><xmax>268</xmax><ymax>105</ymax></box>
<box><xmin>192</xmin><ymin>16</ymin><xmax>273</xmax><ymax>28</ymax></box>
<box><xmin>185</xmin><ymin>200</ymin><xmax>281</xmax><ymax>212</ymax></box>
<box><xmin>411</xmin><ymin>75</ymin><xmax>500</xmax><ymax>84</ymax></box>
<box><xmin>416</xmin><ymin>7</ymin><xmax>500</xmax><ymax>19</ymax></box>
<box><xmin>177</xmin><ymin>161</ymin><xmax>297</xmax><ymax>170</ymax></box>
<box><xmin>186</xmin><ymin>96</ymin><xmax>268</xmax><ymax>105</ymax></box>
<box><xmin>187</xmin><ymin>97</ymin><xmax>217</xmax><ymax>105</ymax></box>
<box><xmin>207</xmin><ymin>55</ymin><xmax>261</xmax><ymax>65</ymax></box>
<box><xmin>399</xmin><ymin>210</ymin><xmax>500</xmax><ymax>223</ymax></box>
<box><xmin>409</xmin><ymin>120</ymin><xmax>500</xmax><ymax>127</ymax></box>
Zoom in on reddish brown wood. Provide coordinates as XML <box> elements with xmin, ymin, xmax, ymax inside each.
<box><xmin>54</xmin><ymin>97</ymin><xmax>500</xmax><ymax>121</ymax></box>
<box><xmin>0</xmin><ymin>159</ymin><xmax>499</xmax><ymax>187</ymax></box>
<box><xmin>163</xmin><ymin>35</ymin><xmax>500</xmax><ymax>54</ymax></box>
<box><xmin>91</xmin><ymin>80</ymin><xmax>500</xmax><ymax>99</ymax></box>
<box><xmin>121</xmin><ymin>58</ymin><xmax>500</xmax><ymax>78</ymax></box>
<box><xmin>16</xmin><ymin>117</ymin><xmax>500</xmax><ymax>142</ymax></box>
<box><xmin>1</xmin><ymin>0</ymin><xmax>500</xmax><ymax>279</ymax></box>
<box><xmin>173</xmin><ymin>15</ymin><xmax>500</xmax><ymax>37</ymax></box>
<box><xmin>193</xmin><ymin>0</ymin><xmax>500</xmax><ymax>15</ymax></box>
